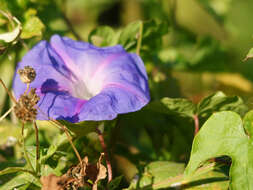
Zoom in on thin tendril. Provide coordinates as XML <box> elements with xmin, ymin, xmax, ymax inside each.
<box><xmin>0</xmin><ymin>106</ymin><xmax>14</xmax><ymax>122</ymax></box>
<box><xmin>0</xmin><ymin>78</ymin><xmax>17</xmax><ymax>104</ymax></box>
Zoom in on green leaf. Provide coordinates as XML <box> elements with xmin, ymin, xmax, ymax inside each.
<box><xmin>141</xmin><ymin>20</ymin><xmax>168</xmax><ymax>49</ymax></box>
<box><xmin>244</xmin><ymin>47</ymin><xmax>253</xmax><ymax>61</ymax></box>
<box><xmin>147</xmin><ymin>97</ymin><xmax>196</xmax><ymax>118</ymax></box>
<box><xmin>118</xmin><ymin>20</ymin><xmax>141</xmax><ymax>50</ymax></box>
<box><xmin>0</xmin><ymin>173</ymin><xmax>40</xmax><ymax>190</ymax></box>
<box><xmin>126</xmin><ymin>162</ymin><xmax>228</xmax><ymax>190</ymax></box>
<box><xmin>21</xmin><ymin>9</ymin><xmax>44</xmax><ymax>39</ymax></box>
<box><xmin>118</xmin><ymin>20</ymin><xmax>168</xmax><ymax>51</ymax></box>
<box><xmin>60</xmin><ymin>120</ymin><xmax>99</xmax><ymax>137</ymax></box>
<box><xmin>88</xmin><ymin>26</ymin><xmax>118</xmax><ymax>47</ymax></box>
<box><xmin>197</xmin><ymin>91</ymin><xmax>247</xmax><ymax>118</ymax></box>
<box><xmin>40</xmin><ymin>133</ymin><xmax>68</xmax><ymax>164</ymax></box>
<box><xmin>185</xmin><ymin>111</ymin><xmax>253</xmax><ymax>190</ymax></box>
<box><xmin>0</xmin><ymin>121</ymin><xmax>21</xmax><ymax>145</ymax></box>
<box><xmin>184</xmin><ymin>165</ymin><xmax>229</xmax><ymax>190</ymax></box>
<box><xmin>243</xmin><ymin>110</ymin><xmax>253</xmax><ymax>138</ymax></box>
<box><xmin>127</xmin><ymin>161</ymin><xmax>185</xmax><ymax>189</ymax></box>
<box><xmin>107</xmin><ymin>176</ymin><xmax>123</xmax><ymax>190</ymax></box>
<box><xmin>0</xmin><ymin>167</ymin><xmax>33</xmax><ymax>176</ymax></box>
<box><xmin>141</xmin><ymin>161</ymin><xmax>185</xmax><ymax>187</ymax></box>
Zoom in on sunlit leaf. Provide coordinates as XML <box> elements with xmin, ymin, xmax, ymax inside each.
<box><xmin>244</xmin><ymin>47</ymin><xmax>253</xmax><ymax>61</ymax></box>
<box><xmin>185</xmin><ymin>111</ymin><xmax>253</xmax><ymax>189</ymax></box>
<box><xmin>0</xmin><ymin>167</ymin><xmax>32</xmax><ymax>176</ymax></box>
<box><xmin>0</xmin><ymin>173</ymin><xmax>40</xmax><ymax>190</ymax></box>
<box><xmin>243</xmin><ymin>110</ymin><xmax>253</xmax><ymax>138</ymax></box>
<box><xmin>21</xmin><ymin>16</ymin><xmax>44</xmax><ymax>39</ymax></box>
<box><xmin>88</xmin><ymin>26</ymin><xmax>119</xmax><ymax>47</ymax></box>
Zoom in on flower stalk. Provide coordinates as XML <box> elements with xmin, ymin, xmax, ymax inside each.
<box><xmin>21</xmin><ymin>122</ymin><xmax>36</xmax><ymax>174</ymax></box>
<box><xmin>33</xmin><ymin>121</ymin><xmax>40</xmax><ymax>174</ymax></box>
<box><xmin>136</xmin><ymin>21</ymin><xmax>143</xmax><ymax>56</ymax></box>
<box><xmin>96</xmin><ymin>127</ymin><xmax>113</xmax><ymax>182</ymax></box>
<box><xmin>193</xmin><ymin>114</ymin><xmax>199</xmax><ymax>136</ymax></box>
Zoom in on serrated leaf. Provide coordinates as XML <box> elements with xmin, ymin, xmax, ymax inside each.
<box><xmin>147</xmin><ymin>97</ymin><xmax>196</xmax><ymax>118</ymax></box>
<box><xmin>185</xmin><ymin>111</ymin><xmax>253</xmax><ymax>190</ymax></box>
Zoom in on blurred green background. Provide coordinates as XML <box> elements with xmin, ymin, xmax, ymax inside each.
<box><xmin>1</xmin><ymin>0</ymin><xmax>253</xmax><ymax>189</ymax></box>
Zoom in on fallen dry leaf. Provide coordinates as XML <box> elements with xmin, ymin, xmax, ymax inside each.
<box><xmin>41</xmin><ymin>154</ymin><xmax>107</xmax><ymax>190</ymax></box>
<box><xmin>92</xmin><ymin>153</ymin><xmax>107</xmax><ymax>190</ymax></box>
<box><xmin>40</xmin><ymin>174</ymin><xmax>68</xmax><ymax>190</ymax></box>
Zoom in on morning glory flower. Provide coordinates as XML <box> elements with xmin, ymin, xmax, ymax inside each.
<box><xmin>13</xmin><ymin>35</ymin><xmax>150</xmax><ymax>123</ymax></box>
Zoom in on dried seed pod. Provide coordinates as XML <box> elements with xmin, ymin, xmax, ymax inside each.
<box><xmin>14</xmin><ymin>88</ymin><xmax>40</xmax><ymax>123</ymax></box>
<box><xmin>28</xmin><ymin>88</ymin><xmax>40</xmax><ymax>104</ymax></box>
<box><xmin>17</xmin><ymin>66</ymin><xmax>36</xmax><ymax>84</ymax></box>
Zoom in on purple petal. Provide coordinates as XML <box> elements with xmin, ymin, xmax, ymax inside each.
<box><xmin>13</xmin><ymin>34</ymin><xmax>150</xmax><ymax>122</ymax></box>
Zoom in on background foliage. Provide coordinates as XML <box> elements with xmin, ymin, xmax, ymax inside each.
<box><xmin>1</xmin><ymin>0</ymin><xmax>253</xmax><ymax>189</ymax></box>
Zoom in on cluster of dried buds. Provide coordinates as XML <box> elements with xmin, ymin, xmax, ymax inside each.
<box><xmin>14</xmin><ymin>66</ymin><xmax>40</xmax><ymax>123</ymax></box>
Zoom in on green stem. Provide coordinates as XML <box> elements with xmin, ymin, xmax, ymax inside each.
<box><xmin>193</xmin><ymin>114</ymin><xmax>199</xmax><ymax>136</ymax></box>
<box><xmin>0</xmin><ymin>106</ymin><xmax>14</xmax><ymax>122</ymax></box>
<box><xmin>136</xmin><ymin>22</ymin><xmax>143</xmax><ymax>56</ymax></box>
<box><xmin>33</xmin><ymin>121</ymin><xmax>40</xmax><ymax>175</ymax></box>
<box><xmin>21</xmin><ymin>123</ymin><xmax>36</xmax><ymax>174</ymax></box>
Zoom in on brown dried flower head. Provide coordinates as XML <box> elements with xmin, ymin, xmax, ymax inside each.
<box><xmin>17</xmin><ymin>66</ymin><xmax>36</xmax><ymax>84</ymax></box>
<box><xmin>14</xmin><ymin>88</ymin><xmax>40</xmax><ymax>123</ymax></box>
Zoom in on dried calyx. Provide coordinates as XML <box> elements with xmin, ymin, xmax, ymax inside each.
<box><xmin>17</xmin><ymin>66</ymin><xmax>36</xmax><ymax>84</ymax></box>
<box><xmin>14</xmin><ymin>66</ymin><xmax>40</xmax><ymax>123</ymax></box>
